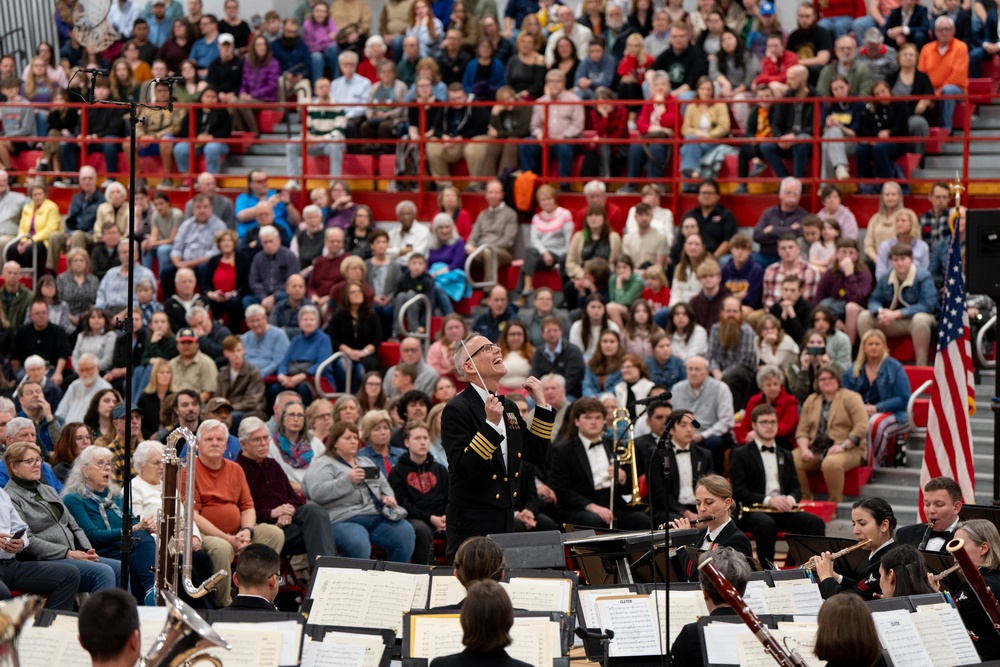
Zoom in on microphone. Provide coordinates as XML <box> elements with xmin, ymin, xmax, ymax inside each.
<box><xmin>625</xmin><ymin>392</ymin><xmax>672</xmax><ymax>408</ymax></box>
<box><xmin>82</xmin><ymin>68</ymin><xmax>110</xmax><ymax>75</ymax></box>
<box><xmin>575</xmin><ymin>627</ymin><xmax>615</xmax><ymax>641</ymax></box>
<box><xmin>152</xmin><ymin>77</ymin><xmax>186</xmax><ymax>84</ymax></box>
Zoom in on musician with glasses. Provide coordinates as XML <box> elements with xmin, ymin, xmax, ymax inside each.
<box><xmin>442</xmin><ymin>333</ymin><xmax>554</xmax><ymax>562</ymax></box>
<box><xmin>229</xmin><ymin>544</ymin><xmax>281</xmax><ymax>611</ymax></box>
<box><xmin>810</xmin><ymin>497</ymin><xmax>899</xmax><ymax>600</ymax></box>
<box><xmin>730</xmin><ymin>404</ymin><xmax>825</xmax><ymax>568</ymax></box>
<box><xmin>895</xmin><ymin>476</ymin><xmax>963</xmax><ymax>553</ymax></box>
<box><xmin>951</xmin><ymin>519</ymin><xmax>1000</xmax><ymax>661</ymax></box>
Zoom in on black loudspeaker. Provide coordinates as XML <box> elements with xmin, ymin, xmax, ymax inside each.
<box><xmin>966</xmin><ymin>209</ymin><xmax>1000</xmax><ymax>294</ymax></box>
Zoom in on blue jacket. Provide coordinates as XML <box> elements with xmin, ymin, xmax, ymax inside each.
<box><xmin>574</xmin><ymin>54</ymin><xmax>618</xmax><ymax>91</ymax></box>
<box><xmin>582</xmin><ymin>367</ymin><xmax>622</xmax><ymax>397</ymax></box>
<box><xmin>866</xmin><ymin>266</ymin><xmax>938</xmax><ymax>318</ymax></box>
<box><xmin>721</xmin><ymin>257</ymin><xmax>765</xmax><ymax>310</ymax></box>
<box><xmin>645</xmin><ymin>354</ymin><xmax>686</xmax><ymax>388</ymax></box>
<box><xmin>241</xmin><ymin>326</ymin><xmax>290</xmax><ymax>377</ymax></box>
<box><xmin>462</xmin><ymin>58</ymin><xmax>506</xmax><ymax>96</ymax></box>
<box><xmin>270</xmin><ymin>37</ymin><xmax>311</xmax><ymax>76</ymax></box>
<box><xmin>471</xmin><ymin>305</ymin><xmax>519</xmax><ymax>342</ymax></box>
<box><xmin>279</xmin><ymin>329</ymin><xmax>333</xmax><ymax>377</ymax></box>
<box><xmin>842</xmin><ymin>356</ymin><xmax>911</xmax><ymax>423</ymax></box>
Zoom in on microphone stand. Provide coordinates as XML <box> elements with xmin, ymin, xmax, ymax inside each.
<box><xmin>652</xmin><ymin>431</ymin><xmax>670</xmax><ymax>666</ymax></box>
<box><xmin>85</xmin><ymin>77</ymin><xmax>179</xmax><ymax>593</ymax></box>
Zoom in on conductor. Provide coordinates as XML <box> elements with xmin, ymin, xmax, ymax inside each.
<box><xmin>442</xmin><ymin>333</ymin><xmax>555</xmax><ymax>561</ymax></box>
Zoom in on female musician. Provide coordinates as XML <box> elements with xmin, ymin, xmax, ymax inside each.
<box><xmin>669</xmin><ymin>474</ymin><xmax>752</xmax><ymax>581</ymax></box>
<box><xmin>878</xmin><ymin>544</ymin><xmax>934</xmax><ymax>598</ymax></box>
<box><xmin>814</xmin><ymin>594</ymin><xmax>884</xmax><ymax>667</ymax></box>
<box><xmin>813</xmin><ymin>497</ymin><xmax>899</xmax><ymax>600</ymax></box>
<box><xmin>429</xmin><ymin>580</ymin><xmax>532</xmax><ymax>667</ymax></box>
<box><xmin>951</xmin><ymin>519</ymin><xmax>1000</xmax><ymax>661</ymax></box>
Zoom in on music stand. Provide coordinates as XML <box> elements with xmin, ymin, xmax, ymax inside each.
<box><xmin>489</xmin><ymin>530</ymin><xmax>566</xmax><ymax>569</ymax></box>
<box><xmin>960</xmin><ymin>505</ymin><xmax>1000</xmax><ymax>531</ymax></box>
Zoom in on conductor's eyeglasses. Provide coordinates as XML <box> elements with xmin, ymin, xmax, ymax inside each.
<box><xmin>470</xmin><ymin>343</ymin><xmax>499</xmax><ymax>359</ymax></box>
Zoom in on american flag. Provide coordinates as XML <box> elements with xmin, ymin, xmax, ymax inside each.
<box><xmin>919</xmin><ymin>230</ymin><xmax>976</xmax><ymax>518</ymax></box>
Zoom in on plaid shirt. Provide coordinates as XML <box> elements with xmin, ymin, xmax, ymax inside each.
<box><xmin>107</xmin><ymin>435</ymin><xmax>136</xmax><ymax>487</ymax></box>
<box><xmin>707</xmin><ymin>322</ymin><xmax>758</xmax><ymax>374</ymax></box>
<box><xmin>919</xmin><ymin>208</ymin><xmax>950</xmax><ymax>247</ymax></box>
<box><xmin>761</xmin><ymin>258</ymin><xmax>819</xmax><ymax>309</ymax></box>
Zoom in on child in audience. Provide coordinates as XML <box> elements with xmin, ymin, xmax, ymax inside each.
<box><xmin>810</xmin><ymin>217</ymin><xmax>841</xmax><ymax>272</ymax></box>
<box><xmin>643</xmin><ymin>264</ymin><xmax>671</xmax><ymax>315</ymax></box>
<box><xmin>388</xmin><ymin>421</ymin><xmax>448</xmax><ymax>565</ymax></box>
<box><xmin>392</xmin><ymin>253</ymin><xmax>436</xmax><ymax>335</ymax></box>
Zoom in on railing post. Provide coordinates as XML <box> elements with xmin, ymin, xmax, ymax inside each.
<box><xmin>541</xmin><ymin>100</ymin><xmax>550</xmax><ymax>185</ymax></box>
<box><xmin>810</xmin><ymin>97</ymin><xmax>821</xmax><ymax>210</ymax></box>
<box><xmin>963</xmin><ymin>88</ymin><xmax>972</xmax><ymax>185</ymax></box>
<box><xmin>670</xmin><ymin>100</ymin><xmax>679</xmax><ymax>214</ymax></box>
<box><xmin>418</xmin><ymin>103</ymin><xmax>426</xmax><ymax>199</ymax></box>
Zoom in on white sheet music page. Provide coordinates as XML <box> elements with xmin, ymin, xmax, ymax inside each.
<box><xmin>761</xmin><ymin>586</ymin><xmax>797</xmax><ymax>615</ymax></box>
<box><xmin>505</xmin><ymin>577</ymin><xmax>573</xmax><ymax>613</ymax></box>
<box><xmin>910</xmin><ymin>603</ymin><xmax>981</xmax><ymax>666</ymax></box>
<box><xmin>322</xmin><ymin>630</ymin><xmax>387</xmax><ymax>667</ymax></box>
<box><xmin>595</xmin><ymin>595</ymin><xmax>663</xmax><ymax>657</ymax></box>
<box><xmin>508</xmin><ymin>617</ymin><xmax>558</xmax><ymax>666</ymax></box>
<box><xmin>409</xmin><ymin>572</ymin><xmax>431</xmax><ymax>610</ymax></box>
<box><xmin>300</xmin><ymin>638</ymin><xmax>366</xmax><ymax>667</ymax></box>
<box><xmin>742</xmin><ymin>579</ymin><xmax>770</xmax><ymax>615</ymax></box>
<box><xmin>307</xmin><ymin>567</ymin><xmax>371</xmax><ymax>626</ymax></box>
<box><xmin>702</xmin><ymin>622</ymin><xmax>745</xmax><ymax>664</ymax></box>
<box><xmin>408</xmin><ymin>615</ymin><xmax>464</xmax><ymax>661</ymax></box>
<box><xmin>660</xmin><ymin>590</ymin><xmax>707</xmax><ymax>648</ymax></box>
<box><xmin>577</xmin><ymin>588</ymin><xmax>634</xmax><ymax>630</ymax></box>
<box><xmin>784</xmin><ymin>581</ymin><xmax>823</xmax><ymax>615</ymax></box>
<box><xmin>429</xmin><ymin>574</ymin><xmax>467</xmax><ymax>608</ymax></box>
<box><xmin>872</xmin><ymin>608</ymin><xmax>934</xmax><ymax>667</ymax></box>
<box><xmin>362</xmin><ymin>569</ymin><xmax>419</xmax><ymax>633</ymax></box>
<box><xmin>213</xmin><ymin>621</ymin><xmax>302</xmax><ymax>667</ymax></box>
<box><xmin>203</xmin><ymin>627</ymin><xmax>282</xmax><ymax>667</ymax></box>
<box><xmin>19</xmin><ymin>626</ymin><xmax>63</xmax><ymax>667</ymax></box>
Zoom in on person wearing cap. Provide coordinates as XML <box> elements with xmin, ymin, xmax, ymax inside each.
<box><xmin>169</xmin><ymin>327</ymin><xmax>217</xmax><ymax>404</ymax></box>
<box><xmin>100</xmin><ymin>402</ymin><xmax>144</xmax><ymax>486</ymax></box>
<box><xmin>205</xmin><ymin>32</ymin><xmax>244</xmax><ymax>105</ymax></box>
<box><xmin>204</xmin><ymin>396</ymin><xmax>244</xmax><ymax>460</ymax></box>
<box><xmin>858</xmin><ymin>27</ymin><xmax>899</xmax><ymax>81</ymax></box>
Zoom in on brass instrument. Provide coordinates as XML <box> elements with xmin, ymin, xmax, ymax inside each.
<box><xmin>141</xmin><ymin>591</ymin><xmax>230</xmax><ymax>667</ymax></box>
<box><xmin>611</xmin><ymin>408</ymin><xmax>648</xmax><ymax>520</ymax></box>
<box><xmin>0</xmin><ymin>596</ymin><xmax>43</xmax><ymax>667</ymax></box>
<box><xmin>154</xmin><ymin>428</ymin><xmax>227</xmax><ymax>602</ymax></box>
<box><xmin>738</xmin><ymin>503</ymin><xmax>803</xmax><ymax>521</ymax></box>
<box><xmin>799</xmin><ymin>538</ymin><xmax>873</xmax><ymax>572</ymax></box>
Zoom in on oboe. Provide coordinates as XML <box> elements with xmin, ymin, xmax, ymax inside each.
<box><xmin>947</xmin><ymin>538</ymin><xmax>1000</xmax><ymax>635</ymax></box>
<box><xmin>798</xmin><ymin>538</ymin><xmax>873</xmax><ymax>571</ymax></box>
<box><xmin>918</xmin><ymin>521</ymin><xmax>935</xmax><ymax>550</ymax></box>
<box><xmin>699</xmin><ymin>557</ymin><xmax>809</xmax><ymax>667</ymax></box>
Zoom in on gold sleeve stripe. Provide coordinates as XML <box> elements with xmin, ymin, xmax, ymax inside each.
<box><xmin>469</xmin><ymin>433</ymin><xmax>496</xmax><ymax>460</ymax></box>
<box><xmin>530</xmin><ymin>419</ymin><xmax>553</xmax><ymax>438</ymax></box>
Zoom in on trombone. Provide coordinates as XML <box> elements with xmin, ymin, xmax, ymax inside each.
<box><xmin>611</xmin><ymin>408</ymin><xmax>648</xmax><ymax>518</ymax></box>
<box><xmin>738</xmin><ymin>503</ymin><xmax>803</xmax><ymax>521</ymax></box>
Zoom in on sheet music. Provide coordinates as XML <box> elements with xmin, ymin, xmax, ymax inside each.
<box><xmin>410</xmin><ymin>572</ymin><xmax>430</xmax><ymax>610</ymax></box>
<box><xmin>657</xmin><ymin>590</ymin><xmax>707</xmax><ymax>647</ymax></box>
<box><xmin>408</xmin><ymin>615</ymin><xmax>464</xmax><ymax>661</ymax></box>
<box><xmin>300</xmin><ymin>638</ymin><xmax>366</xmax><ymax>667</ymax></box>
<box><xmin>408</xmin><ymin>614</ymin><xmax>558</xmax><ymax>666</ymax></box>
<box><xmin>743</xmin><ymin>579</ymin><xmax>770</xmax><ymax>615</ymax></box>
<box><xmin>321</xmin><ymin>631</ymin><xmax>387</xmax><ymax>667</ymax></box>
<box><xmin>505</xmin><ymin>577</ymin><xmax>573</xmax><ymax>613</ymax></box>
<box><xmin>762</xmin><ymin>586</ymin><xmax>798</xmax><ymax>615</ymax></box>
<box><xmin>214</xmin><ymin>621</ymin><xmax>302</xmax><ymax>667</ymax></box>
<box><xmin>308</xmin><ymin>568</ymin><xmax>417</xmax><ymax>634</ymax></box>
<box><xmin>508</xmin><ymin>616</ymin><xmax>557</xmax><ymax>666</ymax></box>
<box><xmin>577</xmin><ymin>588</ymin><xmax>637</xmax><ymax>629</ymax></box>
<box><xmin>872</xmin><ymin>609</ymin><xmax>934</xmax><ymax>667</ymax></box>
<box><xmin>20</xmin><ymin>626</ymin><xmax>94</xmax><ymax>666</ymax></box>
<box><xmin>135</xmin><ymin>605</ymin><xmax>171</xmax><ymax>655</ymax></box>
<box><xmin>595</xmin><ymin>595</ymin><xmax>663</xmax><ymax>657</ymax></box>
<box><xmin>735</xmin><ymin>627</ymin><xmax>825</xmax><ymax>667</ymax></box>
<box><xmin>429</xmin><ymin>574</ymin><xmax>467</xmax><ymax>608</ymax></box>
<box><xmin>910</xmin><ymin>603</ymin><xmax>981</xmax><ymax>666</ymax></box>
<box><xmin>703</xmin><ymin>622</ymin><xmax>745</xmax><ymax>664</ymax></box>
<box><xmin>785</xmin><ymin>581</ymin><xmax>823</xmax><ymax>615</ymax></box>
<box><xmin>203</xmin><ymin>628</ymin><xmax>282</xmax><ymax>667</ymax></box>
<box><xmin>651</xmin><ymin>589</ymin><xmax>668</xmax><ymax>649</ymax></box>
<box><xmin>363</xmin><ymin>570</ymin><xmax>418</xmax><ymax>632</ymax></box>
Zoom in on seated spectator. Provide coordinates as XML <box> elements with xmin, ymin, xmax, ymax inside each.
<box><xmin>462</xmin><ymin>39</ymin><xmax>504</xmax><ymax>99</ymax></box>
<box><xmin>884</xmin><ymin>0</ymin><xmax>932</xmax><ymax>50</ymax></box>
<box><xmin>859</xmin><ymin>27</ymin><xmax>899</xmax><ymax>82</ymax></box>
<box><xmin>819</xmin><ymin>75</ymin><xmax>864</xmax><ymax>182</ymax></box>
<box><xmin>759</xmin><ymin>65</ymin><xmax>814</xmax><ymax>180</ymax></box>
<box><xmin>857</xmin><ymin>243</ymin><xmax>938</xmax><ymax>365</ymax></box>
<box><xmin>671</xmin><ymin>355</ymin><xmax>735</xmax><ymax>472</ymax></box>
<box><xmin>303</xmin><ymin>1</ymin><xmax>340</xmax><ymax>81</ymax></box>
<box><xmin>920</xmin><ymin>181</ymin><xmax>954</xmax><ymax>247</ymax></box>
<box><xmin>574</xmin><ymin>37</ymin><xmax>616</xmax><ymax>99</ymax></box>
<box><xmin>621</xmin><ymin>300</ymin><xmax>660</xmax><ymax>359</ymax></box>
<box><xmin>191</xmin><ymin>14</ymin><xmax>223</xmax><ymax>73</ymax></box>
<box><xmin>362</xmin><ymin>60</ymin><xmax>409</xmax><ymax>155</ymax></box>
<box><xmin>518</xmin><ymin>69</ymin><xmax>584</xmax><ymax>184</ymax></box>
<box><xmin>391</xmin><ymin>253</ymin><xmax>439</xmax><ymax>335</ymax></box>
<box><xmin>271</xmin><ymin>19</ymin><xmax>313</xmax><ymax>103</ymax></box>
<box><xmin>498</xmin><ymin>321</ymin><xmax>534</xmax><ymax>392</ymax></box>
<box><xmin>173</xmin><ymin>87</ymin><xmax>231</xmax><ymax>177</ymax></box>
<box><xmin>9</xmin><ymin>184</ymin><xmax>59</xmax><ymax>273</ymax></box>
<box><xmin>711</xmin><ymin>28</ymin><xmax>761</xmax><ymax>129</ymax></box>
<box><xmin>13</xmin><ymin>302</ymin><xmax>70</xmax><ymax>387</ymax></box>
<box><xmin>164</xmin><ymin>267</ymin><xmax>208</xmax><ymax>335</ymax></box>
<box><xmin>733</xmin><ymin>85</ymin><xmax>775</xmax><ymax>192</ymax></box>
<box><xmin>96</xmin><ymin>240</ymin><xmax>158</xmax><ymax>314</ymax></box>
<box><xmin>793</xmin><ymin>365</ymin><xmax>868</xmax><ymax>502</ymax></box>
<box><xmin>506</xmin><ymin>32</ymin><xmax>547</xmax><ymax>101</ymax></box>
<box><xmin>50</xmin><ymin>422</ymin><xmax>93</xmax><ymax>484</ymax></box>
<box><xmin>167</xmin><ymin>326</ymin><xmax>216</xmax><ymax>403</ymax></box>
<box><xmin>545</xmin><ymin>5</ymin><xmax>593</xmax><ymax>65</ymax></box>
<box><xmin>734</xmin><ymin>364</ymin><xmax>799</xmax><ymax>448</ymax></box>
<box><xmin>669</xmin><ymin>233</ymin><xmax>710</xmax><ymax>308</ymax></box>
<box><xmin>688</xmin><ymin>258</ymin><xmax>731</xmax><ymax>332</ymax></box>
<box><xmin>856</xmin><ymin>79</ymin><xmax>910</xmax><ymax>190</ymax></box>
<box><xmin>327</xmin><ymin>279</ymin><xmax>381</xmax><ymax>391</ymax></box>
<box><xmin>814</xmin><ymin>238</ymin><xmax>876</xmax><ymax>344</ymax></box>
<box><xmin>531</xmin><ymin>316</ymin><xmax>586</xmax><ymax>399</ymax></box>
<box><xmin>645</xmin><ymin>330</ymin><xmax>686</xmax><ymax>389</ymax></box>
<box><xmin>755</xmin><ymin>314</ymin><xmax>800</xmax><ymax>373</ymax></box>
<box><xmin>438</xmin><ymin>28</ymin><xmax>470</xmax><ymax>84</ymax></box>
<box><xmin>754</xmin><ymin>183</ymin><xmax>809</xmax><ymax>267</ymax></box>
<box><xmin>517</xmin><ymin>186</ymin><xmax>573</xmax><ymax>301</ymax></box>
<box><xmin>614</xmin><ymin>354</ymin><xmax>655</xmax><ymax>426</ymax></box>
<box><xmin>143</xmin><ymin>192</ymin><xmax>182</xmax><ymax>271</ymax></box>
<box><xmin>564</xmin><ymin>207</ymin><xmax>622</xmax><ymax>311</ymax></box>
<box><xmin>57</xmin><ymin>352</ymin><xmax>111</xmax><ymax>426</ymax></box>
<box><xmin>707</xmin><ymin>296</ymin><xmax>758</xmax><ymax>408</ymax></box>
<box><xmin>810</xmin><ymin>307</ymin><xmax>854</xmax><ymax>370</ymax></box>
<box><xmin>625</xmin><ymin>71</ymin><xmax>677</xmax><ymax>183</ymax></box>
<box><xmin>449</xmin><ymin>1</ymin><xmax>482</xmax><ymax>54</ymax></box>
<box><xmin>843</xmin><ymin>328</ymin><xmax>913</xmax><ymax>468</ymax></box>
<box><xmin>816</xmin><ymin>184</ymin><xmax>859</xmax><ymax>240</ymax></box>
<box><xmin>285</xmin><ymin>78</ymin><xmax>347</xmax><ymax>189</ymax></box>
<box><xmin>246</xmin><ymin>226</ymin><xmax>297</xmax><ymax>313</ymax></box>
<box><xmin>425</xmin><ymin>84</ymin><xmax>491</xmax><ymax>190</ymax></box>
<box><xmin>863</xmin><ymin>182</ymin><xmax>909</xmax><ymax>265</ymax></box>
<box><xmin>762</xmin><ymin>235</ymin><xmax>819</xmax><ymax>309</ymax></box>
<box><xmin>607</xmin><ymin>255</ymin><xmax>645</xmax><ymax>328</ymax></box>
<box><xmin>875</xmin><ymin>208</ymin><xmax>930</xmax><ymax>280</ymax></box>
<box><xmin>388</xmin><ymin>421</ymin><xmax>448</xmax><ymax>565</ymax></box>
<box><xmin>718</xmin><ymin>234</ymin><xmax>762</xmax><ymax>312</ymax></box>
<box><xmin>217</xmin><ymin>335</ymin><xmax>265</xmax><ymax>424</ymax></box>
<box><xmin>183</xmin><ymin>172</ymin><xmax>236</xmax><ymax>228</ymax></box>
<box><xmin>240</xmin><ymin>304</ymin><xmax>289</xmax><ymax>379</ymax></box>
<box><xmin>678</xmin><ymin>76</ymin><xmax>730</xmax><ymax>189</ymax></box>
<box><xmin>583</xmin><ymin>330</ymin><xmax>625</xmax><ymax>397</ymax></box>
<box><xmin>91</xmin><ymin>222</ymin><xmax>123</xmax><ymax>281</ymax></box>
<box><xmin>786</xmin><ymin>2</ymin><xmax>833</xmax><ymax>80</ymax></box>
<box><xmin>663</xmin><ymin>302</ymin><xmax>708</xmax><ymax>361</ymax></box>
<box><xmin>818</xmin><ymin>35</ymin><xmax>874</xmax><ymax>99</ymax></box>
<box><xmin>73</xmin><ymin>308</ymin><xmax>117</xmax><ymax>373</ymax></box>
<box><xmin>0</xmin><ymin>76</ymin><xmax>35</xmax><ymax>176</ymax></box>
<box><xmin>569</xmin><ymin>293</ymin><xmax>621</xmax><ymax>361</ymax></box>
<box><xmin>769</xmin><ymin>275</ymin><xmax>813</xmax><ymax>343</ymax></box>
<box><xmin>186</xmin><ymin>305</ymin><xmax>232</xmax><ymax>367</ymax></box>
<box><xmin>135</xmin><ymin>359</ymin><xmax>174</xmax><ymax>436</ymax></box>
<box><xmin>471</xmin><ymin>284</ymin><xmax>518</xmax><ymax>342</ymax></box>
<box><xmin>163</xmin><ymin>195</ymin><xmax>227</xmax><ymax>299</ymax></box>
<box><xmin>384</xmin><ymin>336</ymin><xmax>440</xmax><ymax>398</ymax></box>
<box><xmin>917</xmin><ymin>16</ymin><xmax>968</xmax><ymax>134</ymax></box>
<box><xmin>753</xmin><ymin>31</ymin><xmax>798</xmax><ymax>96</ymax></box>
<box><xmin>580</xmin><ymin>87</ymin><xmax>630</xmax><ymax>180</ymax></box>
<box><xmin>387</xmin><ymin>201</ymin><xmax>432</xmax><ymax>265</ymax></box>
<box><xmin>274</xmin><ymin>305</ymin><xmax>332</xmax><ymax>405</ymax></box>
<box><xmin>969</xmin><ymin>5</ymin><xmax>999</xmax><ymax>76</ymax></box>
<box><xmin>0</xmin><ymin>170</ymin><xmax>26</xmax><ymax>251</ymax></box>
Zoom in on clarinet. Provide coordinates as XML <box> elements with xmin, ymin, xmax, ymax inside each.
<box><xmin>698</xmin><ymin>557</ymin><xmax>809</xmax><ymax>667</ymax></box>
<box><xmin>948</xmin><ymin>538</ymin><xmax>1000</xmax><ymax>635</ymax></box>
<box><xmin>918</xmin><ymin>521</ymin><xmax>935</xmax><ymax>550</ymax></box>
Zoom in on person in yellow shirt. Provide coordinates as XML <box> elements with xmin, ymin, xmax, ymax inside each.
<box><xmin>13</xmin><ymin>183</ymin><xmax>61</xmax><ymax>272</ymax></box>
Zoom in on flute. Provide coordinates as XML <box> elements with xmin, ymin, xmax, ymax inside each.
<box><xmin>948</xmin><ymin>538</ymin><xmax>1000</xmax><ymax>634</ymax></box>
<box><xmin>799</xmin><ymin>538</ymin><xmax>873</xmax><ymax>571</ymax></box>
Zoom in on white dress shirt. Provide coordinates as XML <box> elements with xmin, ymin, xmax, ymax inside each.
<box><xmin>757</xmin><ymin>440</ymin><xmax>782</xmax><ymax>500</ymax></box>
<box><xmin>925</xmin><ymin>517</ymin><xmax>960</xmax><ymax>552</ymax></box>
<box><xmin>673</xmin><ymin>443</ymin><xmax>696</xmax><ymax>506</ymax></box>
<box><xmin>701</xmin><ymin>518</ymin><xmax>733</xmax><ymax>550</ymax></box>
<box><xmin>581</xmin><ymin>435</ymin><xmax>612</xmax><ymax>490</ymax></box>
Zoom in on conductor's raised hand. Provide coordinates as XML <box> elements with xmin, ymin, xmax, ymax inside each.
<box><xmin>522</xmin><ymin>376</ymin><xmax>547</xmax><ymax>407</ymax></box>
<box><xmin>485</xmin><ymin>394</ymin><xmax>505</xmax><ymax>425</ymax></box>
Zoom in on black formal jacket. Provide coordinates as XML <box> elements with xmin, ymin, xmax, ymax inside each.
<box><xmin>227</xmin><ymin>595</ymin><xmax>277</xmax><ymax>611</ymax></box>
<box><xmin>895</xmin><ymin>521</ymin><xmax>954</xmax><ymax>553</ymax></box>
<box><xmin>549</xmin><ymin>435</ymin><xmax>633</xmax><ymax>512</ymax></box>
<box><xmin>429</xmin><ymin>649</ymin><xmax>532</xmax><ymax>667</ymax></box>
<box><xmin>648</xmin><ymin>439</ymin><xmax>714</xmax><ymax>528</ymax></box>
<box><xmin>441</xmin><ymin>385</ymin><xmax>554</xmax><ymax>514</ymax></box>
<box><xmin>954</xmin><ymin>569</ymin><xmax>1000</xmax><ymax>661</ymax></box>
<box><xmin>729</xmin><ymin>441</ymin><xmax>802</xmax><ymax>507</ymax></box>
<box><xmin>818</xmin><ymin>541</ymin><xmax>899</xmax><ymax>600</ymax></box>
<box><xmin>675</xmin><ymin>520</ymin><xmax>754</xmax><ymax>581</ymax></box>
<box><xmin>670</xmin><ymin>607</ymin><xmax>738</xmax><ymax>667</ymax></box>
<box><xmin>881</xmin><ymin>5</ymin><xmax>931</xmax><ymax>47</ymax></box>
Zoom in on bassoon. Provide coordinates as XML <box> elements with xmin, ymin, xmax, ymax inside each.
<box><xmin>947</xmin><ymin>538</ymin><xmax>1000</xmax><ymax>637</ymax></box>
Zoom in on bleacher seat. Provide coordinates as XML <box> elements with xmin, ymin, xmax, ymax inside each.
<box><xmin>257</xmin><ymin>110</ymin><xmax>284</xmax><ymax>134</ymax></box>
<box><xmin>11</xmin><ymin>150</ymin><xmax>42</xmax><ymax>173</ymax></box>
<box><xmin>807</xmin><ymin>463</ymin><xmax>872</xmax><ymax>497</ymax></box>
<box><xmin>905</xmin><ymin>366</ymin><xmax>935</xmax><ymax>437</ymax></box>
<box><xmin>378</xmin><ymin>340</ymin><xmax>401</xmax><ymax>367</ymax></box>
<box><xmin>887</xmin><ymin>336</ymin><xmax>933</xmax><ymax>365</ymax></box>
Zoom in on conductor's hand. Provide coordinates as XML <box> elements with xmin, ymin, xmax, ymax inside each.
<box><xmin>815</xmin><ymin>551</ymin><xmax>836</xmax><ymax>580</ymax></box>
<box><xmin>485</xmin><ymin>394</ymin><xmax>504</xmax><ymax>426</ymax></box>
<box><xmin>522</xmin><ymin>376</ymin><xmax>547</xmax><ymax>407</ymax></box>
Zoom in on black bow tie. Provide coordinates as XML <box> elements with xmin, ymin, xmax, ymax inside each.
<box><xmin>674</xmin><ymin>448</ymin><xmax>690</xmax><ymax>455</ymax></box>
<box><xmin>929</xmin><ymin>530</ymin><xmax>953</xmax><ymax>540</ymax></box>
<box><xmin>589</xmin><ymin>440</ymin><xmax>604</xmax><ymax>449</ymax></box>
<box><xmin>761</xmin><ymin>446</ymin><xmax>776</xmax><ymax>454</ymax></box>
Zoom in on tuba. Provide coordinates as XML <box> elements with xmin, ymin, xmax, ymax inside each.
<box><xmin>140</xmin><ymin>591</ymin><xmax>230</xmax><ymax>667</ymax></box>
<box><xmin>0</xmin><ymin>596</ymin><xmax>44</xmax><ymax>667</ymax></box>
<box><xmin>154</xmin><ymin>428</ymin><xmax>227</xmax><ymax>602</ymax></box>
<box><xmin>612</xmin><ymin>408</ymin><xmax>648</xmax><ymax>514</ymax></box>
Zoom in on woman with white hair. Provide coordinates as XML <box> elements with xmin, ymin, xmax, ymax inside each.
<box><xmin>273</xmin><ymin>305</ymin><xmax>333</xmax><ymax>404</ymax></box>
<box><xmin>94</xmin><ymin>182</ymin><xmax>129</xmax><ymax>240</ymax></box>
<box><xmin>291</xmin><ymin>204</ymin><xmax>327</xmax><ymax>273</ymax></box>
<box><xmin>62</xmin><ymin>446</ymin><xmax>157</xmax><ymax>602</ymax></box>
<box><xmin>427</xmin><ymin>212</ymin><xmax>466</xmax><ymax>312</ymax></box>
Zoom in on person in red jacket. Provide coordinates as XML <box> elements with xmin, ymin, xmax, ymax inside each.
<box><xmin>733</xmin><ymin>364</ymin><xmax>800</xmax><ymax>450</ymax></box>
<box><xmin>623</xmin><ymin>71</ymin><xmax>677</xmax><ymax>187</ymax></box>
<box><xmin>582</xmin><ymin>87</ymin><xmax>630</xmax><ymax>178</ymax></box>
<box><xmin>753</xmin><ymin>31</ymin><xmax>799</xmax><ymax>96</ymax></box>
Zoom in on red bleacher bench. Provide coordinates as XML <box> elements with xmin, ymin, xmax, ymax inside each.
<box><xmin>11</xmin><ymin>150</ymin><xmax>42</xmax><ymax>173</ymax></box>
<box><xmin>378</xmin><ymin>340</ymin><xmax>401</xmax><ymax>367</ymax></box>
<box><xmin>807</xmin><ymin>463</ymin><xmax>872</xmax><ymax>497</ymax></box>
<box><xmin>887</xmin><ymin>336</ymin><xmax>933</xmax><ymax>364</ymax></box>
<box><xmin>256</xmin><ymin>110</ymin><xmax>284</xmax><ymax>134</ymax></box>
<box><xmin>905</xmin><ymin>366</ymin><xmax>934</xmax><ymax>435</ymax></box>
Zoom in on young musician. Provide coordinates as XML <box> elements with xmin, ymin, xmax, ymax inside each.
<box><xmin>669</xmin><ymin>547</ymin><xmax>751</xmax><ymax>667</ymax></box>
<box><xmin>670</xmin><ymin>474</ymin><xmax>753</xmax><ymax>581</ymax></box>
<box><xmin>429</xmin><ymin>579</ymin><xmax>533</xmax><ymax>667</ymax></box>
<box><xmin>229</xmin><ymin>544</ymin><xmax>281</xmax><ymax>611</ymax></box>
<box><xmin>730</xmin><ymin>404</ymin><xmax>826</xmax><ymax>567</ymax></box>
<box><xmin>78</xmin><ymin>589</ymin><xmax>142</xmax><ymax>667</ymax></box>
<box><xmin>895</xmin><ymin>476</ymin><xmax>963</xmax><ymax>553</ymax></box>
<box><xmin>812</xmin><ymin>497</ymin><xmax>899</xmax><ymax>600</ymax></box>
<box><xmin>813</xmin><ymin>595</ymin><xmax>883</xmax><ymax>667</ymax></box>
<box><xmin>648</xmin><ymin>408</ymin><xmax>713</xmax><ymax>528</ymax></box>
<box><xmin>442</xmin><ymin>334</ymin><xmax>555</xmax><ymax>561</ymax></box>
<box><xmin>878</xmin><ymin>544</ymin><xmax>934</xmax><ymax>598</ymax></box>
<box><xmin>548</xmin><ymin>397</ymin><xmax>650</xmax><ymax>530</ymax></box>
<box><xmin>952</xmin><ymin>519</ymin><xmax>1000</xmax><ymax>661</ymax></box>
